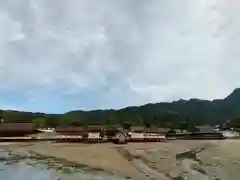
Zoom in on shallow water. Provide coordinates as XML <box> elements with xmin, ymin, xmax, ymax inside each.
<box><xmin>0</xmin><ymin>149</ymin><xmax>127</xmax><ymax>180</ymax></box>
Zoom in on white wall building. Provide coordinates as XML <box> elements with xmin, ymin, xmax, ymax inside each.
<box><xmin>88</xmin><ymin>132</ymin><xmax>101</xmax><ymax>139</ymax></box>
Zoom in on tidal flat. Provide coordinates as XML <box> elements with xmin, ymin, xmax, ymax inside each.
<box><xmin>1</xmin><ymin>140</ymin><xmax>240</xmax><ymax>180</ymax></box>
<box><xmin>0</xmin><ymin>145</ymin><xmax>128</xmax><ymax>180</ymax></box>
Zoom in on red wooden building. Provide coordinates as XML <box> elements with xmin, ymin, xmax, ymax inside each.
<box><xmin>55</xmin><ymin>126</ymin><xmax>86</xmax><ymax>135</ymax></box>
<box><xmin>144</xmin><ymin>127</ymin><xmax>169</xmax><ymax>141</ymax></box>
<box><xmin>55</xmin><ymin>126</ymin><xmax>87</xmax><ymax>141</ymax></box>
<box><xmin>87</xmin><ymin>125</ymin><xmax>105</xmax><ymax>141</ymax></box>
<box><xmin>129</xmin><ymin>126</ymin><xmax>145</xmax><ymax>141</ymax></box>
<box><xmin>0</xmin><ymin>123</ymin><xmax>39</xmax><ymax>137</ymax></box>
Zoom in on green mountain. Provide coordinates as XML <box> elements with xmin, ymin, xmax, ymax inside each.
<box><xmin>1</xmin><ymin>88</ymin><xmax>240</xmax><ymax>128</ymax></box>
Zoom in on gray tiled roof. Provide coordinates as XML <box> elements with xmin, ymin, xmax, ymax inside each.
<box><xmin>195</xmin><ymin>126</ymin><xmax>216</xmax><ymax>133</ymax></box>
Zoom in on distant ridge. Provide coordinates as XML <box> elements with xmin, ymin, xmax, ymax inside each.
<box><xmin>1</xmin><ymin>88</ymin><xmax>240</xmax><ymax>127</ymax></box>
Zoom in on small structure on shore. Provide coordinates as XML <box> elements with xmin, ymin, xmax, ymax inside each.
<box><xmin>144</xmin><ymin>127</ymin><xmax>169</xmax><ymax>141</ymax></box>
<box><xmin>104</xmin><ymin>126</ymin><xmax>119</xmax><ymax>138</ymax></box>
<box><xmin>0</xmin><ymin>122</ymin><xmax>39</xmax><ymax>137</ymax></box>
<box><xmin>105</xmin><ymin>126</ymin><xmax>122</xmax><ymax>139</ymax></box>
<box><xmin>104</xmin><ymin>126</ymin><xmax>128</xmax><ymax>144</ymax></box>
<box><xmin>38</xmin><ymin>128</ymin><xmax>55</xmax><ymax>133</ymax></box>
<box><xmin>113</xmin><ymin>131</ymin><xmax>128</xmax><ymax>144</ymax></box>
<box><xmin>129</xmin><ymin>126</ymin><xmax>145</xmax><ymax>141</ymax></box>
<box><xmin>221</xmin><ymin>130</ymin><xmax>239</xmax><ymax>138</ymax></box>
<box><xmin>190</xmin><ymin>125</ymin><xmax>224</xmax><ymax>139</ymax></box>
<box><xmin>167</xmin><ymin>125</ymin><xmax>225</xmax><ymax>140</ymax></box>
<box><xmin>128</xmin><ymin>126</ymin><xmax>169</xmax><ymax>142</ymax></box>
<box><xmin>87</xmin><ymin>125</ymin><xmax>105</xmax><ymax>141</ymax></box>
<box><xmin>55</xmin><ymin>126</ymin><xmax>86</xmax><ymax>136</ymax></box>
<box><xmin>55</xmin><ymin>126</ymin><xmax>86</xmax><ymax>141</ymax></box>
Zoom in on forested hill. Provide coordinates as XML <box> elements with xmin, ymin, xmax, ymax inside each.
<box><xmin>1</xmin><ymin>88</ymin><xmax>240</xmax><ymax>129</ymax></box>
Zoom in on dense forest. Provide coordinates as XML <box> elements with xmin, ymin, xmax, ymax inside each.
<box><xmin>1</xmin><ymin>88</ymin><xmax>240</xmax><ymax>129</ymax></box>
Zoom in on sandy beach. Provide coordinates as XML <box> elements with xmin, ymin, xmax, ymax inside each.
<box><xmin>3</xmin><ymin>140</ymin><xmax>240</xmax><ymax>180</ymax></box>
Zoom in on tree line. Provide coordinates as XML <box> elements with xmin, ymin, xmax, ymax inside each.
<box><xmin>1</xmin><ymin>88</ymin><xmax>240</xmax><ymax>129</ymax></box>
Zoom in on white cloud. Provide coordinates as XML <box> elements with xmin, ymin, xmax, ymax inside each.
<box><xmin>0</xmin><ymin>0</ymin><xmax>240</xmax><ymax>111</ymax></box>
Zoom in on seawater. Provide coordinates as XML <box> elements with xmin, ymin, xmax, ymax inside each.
<box><xmin>0</xmin><ymin>148</ymin><xmax>127</xmax><ymax>180</ymax></box>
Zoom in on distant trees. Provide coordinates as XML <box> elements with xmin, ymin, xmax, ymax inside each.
<box><xmin>226</xmin><ymin>117</ymin><xmax>240</xmax><ymax>128</ymax></box>
<box><xmin>32</xmin><ymin>116</ymin><xmax>59</xmax><ymax>128</ymax></box>
<box><xmin>2</xmin><ymin>88</ymin><xmax>240</xmax><ymax>128</ymax></box>
<box><xmin>32</xmin><ymin>118</ymin><xmax>47</xmax><ymax>128</ymax></box>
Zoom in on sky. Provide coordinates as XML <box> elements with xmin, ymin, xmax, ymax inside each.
<box><xmin>0</xmin><ymin>0</ymin><xmax>240</xmax><ymax>113</ymax></box>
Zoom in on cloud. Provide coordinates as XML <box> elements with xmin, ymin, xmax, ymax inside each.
<box><xmin>0</xmin><ymin>0</ymin><xmax>239</xmax><ymax>113</ymax></box>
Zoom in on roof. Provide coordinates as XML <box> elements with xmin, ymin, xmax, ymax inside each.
<box><xmin>87</xmin><ymin>125</ymin><xmax>105</xmax><ymax>131</ymax></box>
<box><xmin>55</xmin><ymin>126</ymin><xmax>86</xmax><ymax>132</ymax></box>
<box><xmin>105</xmin><ymin>126</ymin><xmax>122</xmax><ymax>131</ymax></box>
<box><xmin>130</xmin><ymin>126</ymin><xmax>145</xmax><ymax>132</ymax></box>
<box><xmin>105</xmin><ymin>125</ymin><xmax>122</xmax><ymax>130</ymax></box>
<box><xmin>158</xmin><ymin>128</ymin><xmax>171</xmax><ymax>133</ymax></box>
<box><xmin>0</xmin><ymin>123</ymin><xmax>36</xmax><ymax>131</ymax></box>
<box><xmin>195</xmin><ymin>126</ymin><xmax>216</xmax><ymax>133</ymax></box>
<box><xmin>144</xmin><ymin>127</ymin><xmax>170</xmax><ymax>133</ymax></box>
<box><xmin>174</xmin><ymin>129</ymin><xmax>182</xmax><ymax>133</ymax></box>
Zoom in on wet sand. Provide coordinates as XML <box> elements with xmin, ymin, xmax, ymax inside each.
<box><xmin>124</xmin><ymin>140</ymin><xmax>240</xmax><ymax>180</ymax></box>
<box><xmin>0</xmin><ymin>148</ymin><xmax>127</xmax><ymax>180</ymax></box>
<box><xmin>3</xmin><ymin>140</ymin><xmax>240</xmax><ymax>180</ymax></box>
<box><xmin>6</xmin><ymin>142</ymin><xmax>140</xmax><ymax>179</ymax></box>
